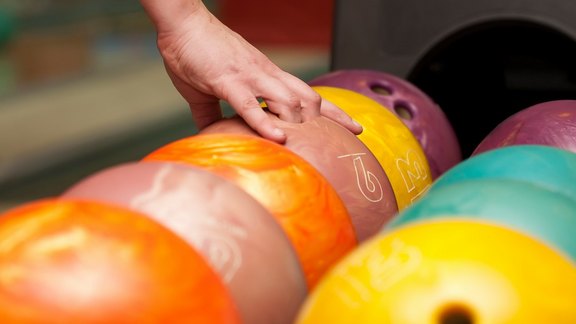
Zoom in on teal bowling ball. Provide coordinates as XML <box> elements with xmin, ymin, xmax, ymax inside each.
<box><xmin>431</xmin><ymin>145</ymin><xmax>576</xmax><ymax>202</ymax></box>
<box><xmin>385</xmin><ymin>179</ymin><xmax>576</xmax><ymax>261</ymax></box>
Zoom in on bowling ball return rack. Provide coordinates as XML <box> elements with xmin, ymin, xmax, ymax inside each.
<box><xmin>331</xmin><ymin>0</ymin><xmax>576</xmax><ymax>156</ymax></box>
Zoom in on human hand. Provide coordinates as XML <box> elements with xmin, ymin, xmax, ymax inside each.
<box><xmin>154</xmin><ymin>6</ymin><xmax>362</xmax><ymax>142</ymax></box>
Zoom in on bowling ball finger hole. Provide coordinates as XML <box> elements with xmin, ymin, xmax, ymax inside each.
<box><xmin>369</xmin><ymin>83</ymin><xmax>393</xmax><ymax>96</ymax></box>
<box><xmin>393</xmin><ymin>101</ymin><xmax>414</xmax><ymax>121</ymax></box>
<box><xmin>438</xmin><ymin>304</ymin><xmax>474</xmax><ymax>324</ymax></box>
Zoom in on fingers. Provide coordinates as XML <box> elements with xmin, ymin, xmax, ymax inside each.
<box><xmin>251</xmin><ymin>72</ymin><xmax>324</xmax><ymax>124</ymax></box>
<box><xmin>274</xmin><ymin>71</ymin><xmax>323</xmax><ymax>122</ymax></box>
<box><xmin>223</xmin><ymin>73</ymin><xmax>362</xmax><ymax>140</ymax></box>
<box><xmin>320</xmin><ymin>98</ymin><xmax>364</xmax><ymax>135</ymax></box>
<box><xmin>255</xmin><ymin>77</ymin><xmax>303</xmax><ymax>123</ymax></box>
<box><xmin>226</xmin><ymin>90</ymin><xmax>287</xmax><ymax>143</ymax></box>
<box><xmin>222</xmin><ymin>75</ymin><xmax>317</xmax><ymax>143</ymax></box>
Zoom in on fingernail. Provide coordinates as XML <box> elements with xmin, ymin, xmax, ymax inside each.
<box><xmin>353</xmin><ymin>119</ymin><xmax>363</xmax><ymax>129</ymax></box>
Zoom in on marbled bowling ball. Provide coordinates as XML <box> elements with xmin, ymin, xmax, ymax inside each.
<box><xmin>474</xmin><ymin>100</ymin><xmax>576</xmax><ymax>155</ymax></box>
<box><xmin>201</xmin><ymin>114</ymin><xmax>398</xmax><ymax>242</ymax></box>
<box><xmin>431</xmin><ymin>145</ymin><xmax>576</xmax><ymax>202</ymax></box>
<box><xmin>296</xmin><ymin>220</ymin><xmax>576</xmax><ymax>323</ymax></box>
<box><xmin>62</xmin><ymin>162</ymin><xmax>307</xmax><ymax>324</ymax></box>
<box><xmin>142</xmin><ymin>133</ymin><xmax>357</xmax><ymax>288</ymax></box>
<box><xmin>309</xmin><ymin>69</ymin><xmax>461</xmax><ymax>178</ymax></box>
<box><xmin>0</xmin><ymin>199</ymin><xmax>240</xmax><ymax>323</ymax></box>
<box><xmin>386</xmin><ymin>179</ymin><xmax>576</xmax><ymax>260</ymax></box>
<box><xmin>311</xmin><ymin>86</ymin><xmax>433</xmax><ymax>210</ymax></box>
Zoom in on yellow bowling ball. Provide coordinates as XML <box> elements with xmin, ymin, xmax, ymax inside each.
<box><xmin>313</xmin><ymin>86</ymin><xmax>432</xmax><ymax>210</ymax></box>
<box><xmin>296</xmin><ymin>219</ymin><xmax>576</xmax><ymax>324</ymax></box>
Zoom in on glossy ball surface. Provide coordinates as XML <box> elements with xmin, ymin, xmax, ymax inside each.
<box><xmin>63</xmin><ymin>162</ymin><xmax>307</xmax><ymax>324</ymax></box>
<box><xmin>296</xmin><ymin>220</ymin><xmax>576</xmax><ymax>324</ymax></box>
<box><xmin>0</xmin><ymin>199</ymin><xmax>240</xmax><ymax>323</ymax></box>
<box><xmin>312</xmin><ymin>86</ymin><xmax>433</xmax><ymax>210</ymax></box>
<box><xmin>309</xmin><ymin>69</ymin><xmax>461</xmax><ymax>178</ymax></box>
<box><xmin>201</xmin><ymin>115</ymin><xmax>398</xmax><ymax>241</ymax></box>
<box><xmin>143</xmin><ymin>133</ymin><xmax>357</xmax><ymax>288</ymax></box>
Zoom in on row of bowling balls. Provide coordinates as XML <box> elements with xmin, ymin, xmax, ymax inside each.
<box><xmin>297</xmin><ymin>71</ymin><xmax>576</xmax><ymax>322</ymax></box>
<box><xmin>0</xmin><ymin>68</ymin><xmax>575</xmax><ymax>323</ymax></box>
<box><xmin>0</xmin><ymin>71</ymin><xmax>444</xmax><ymax>323</ymax></box>
<box><xmin>0</xmin><ymin>136</ymin><xmax>355</xmax><ymax>323</ymax></box>
<box><xmin>297</xmin><ymin>144</ymin><xmax>576</xmax><ymax>322</ymax></box>
<box><xmin>310</xmin><ymin>69</ymin><xmax>576</xmax><ymax>159</ymax></box>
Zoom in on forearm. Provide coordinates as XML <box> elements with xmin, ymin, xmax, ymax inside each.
<box><xmin>139</xmin><ymin>0</ymin><xmax>207</xmax><ymax>33</ymax></box>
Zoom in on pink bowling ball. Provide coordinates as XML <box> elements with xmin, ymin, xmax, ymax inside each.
<box><xmin>62</xmin><ymin>161</ymin><xmax>307</xmax><ymax>324</ymax></box>
<box><xmin>309</xmin><ymin>69</ymin><xmax>462</xmax><ymax>178</ymax></box>
<box><xmin>473</xmin><ymin>100</ymin><xmax>576</xmax><ymax>155</ymax></box>
<box><xmin>201</xmin><ymin>114</ymin><xmax>398</xmax><ymax>241</ymax></box>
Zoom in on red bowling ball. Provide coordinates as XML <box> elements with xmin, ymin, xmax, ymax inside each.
<box><xmin>309</xmin><ymin>69</ymin><xmax>462</xmax><ymax>178</ymax></box>
<box><xmin>201</xmin><ymin>114</ymin><xmax>398</xmax><ymax>241</ymax></box>
<box><xmin>473</xmin><ymin>100</ymin><xmax>576</xmax><ymax>155</ymax></box>
<box><xmin>62</xmin><ymin>162</ymin><xmax>307</xmax><ymax>324</ymax></box>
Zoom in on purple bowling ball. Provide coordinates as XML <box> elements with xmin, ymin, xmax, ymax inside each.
<box><xmin>473</xmin><ymin>100</ymin><xmax>576</xmax><ymax>156</ymax></box>
<box><xmin>309</xmin><ymin>69</ymin><xmax>461</xmax><ymax>179</ymax></box>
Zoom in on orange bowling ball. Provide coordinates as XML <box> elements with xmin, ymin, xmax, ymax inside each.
<box><xmin>0</xmin><ymin>199</ymin><xmax>240</xmax><ymax>324</ymax></box>
<box><xmin>62</xmin><ymin>161</ymin><xmax>307</xmax><ymax>324</ymax></box>
<box><xmin>201</xmin><ymin>114</ymin><xmax>398</xmax><ymax>242</ymax></box>
<box><xmin>143</xmin><ymin>133</ymin><xmax>358</xmax><ymax>288</ymax></box>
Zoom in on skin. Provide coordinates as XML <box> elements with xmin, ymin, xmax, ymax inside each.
<box><xmin>139</xmin><ymin>0</ymin><xmax>363</xmax><ymax>143</ymax></box>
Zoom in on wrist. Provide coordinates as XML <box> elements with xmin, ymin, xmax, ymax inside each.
<box><xmin>140</xmin><ymin>0</ymin><xmax>207</xmax><ymax>33</ymax></box>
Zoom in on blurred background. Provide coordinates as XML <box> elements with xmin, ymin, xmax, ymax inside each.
<box><xmin>0</xmin><ymin>0</ymin><xmax>335</xmax><ymax>212</ymax></box>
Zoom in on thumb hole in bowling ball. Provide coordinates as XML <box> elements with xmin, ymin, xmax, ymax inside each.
<box><xmin>369</xmin><ymin>83</ymin><xmax>393</xmax><ymax>96</ymax></box>
<box><xmin>438</xmin><ymin>304</ymin><xmax>474</xmax><ymax>324</ymax></box>
<box><xmin>369</xmin><ymin>82</ymin><xmax>415</xmax><ymax>121</ymax></box>
<box><xmin>393</xmin><ymin>101</ymin><xmax>414</xmax><ymax>121</ymax></box>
